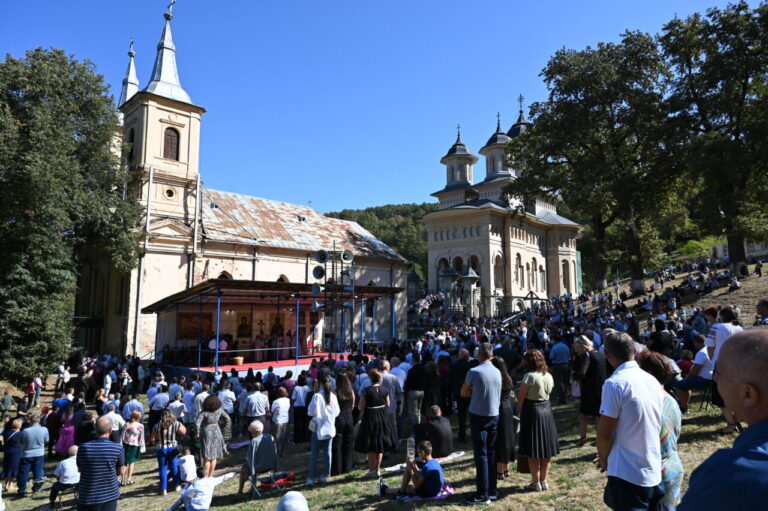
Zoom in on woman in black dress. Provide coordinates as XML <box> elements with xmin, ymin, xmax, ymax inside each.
<box><xmin>354</xmin><ymin>368</ymin><xmax>391</xmax><ymax>478</ymax></box>
<box><xmin>492</xmin><ymin>357</ymin><xmax>518</xmax><ymax>480</ymax></box>
<box><xmin>573</xmin><ymin>336</ymin><xmax>608</xmax><ymax>445</ymax></box>
<box><xmin>331</xmin><ymin>372</ymin><xmax>356</xmax><ymax>476</ymax></box>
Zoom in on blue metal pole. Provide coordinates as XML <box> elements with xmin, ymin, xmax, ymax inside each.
<box><xmin>390</xmin><ymin>294</ymin><xmax>396</xmax><ymax>339</ymax></box>
<box><xmin>197</xmin><ymin>297</ymin><xmax>202</xmax><ymax>371</ymax></box>
<box><xmin>372</xmin><ymin>298</ymin><xmax>377</xmax><ymax>344</ymax></box>
<box><xmin>214</xmin><ymin>292</ymin><xmax>221</xmax><ymax>374</ymax></box>
<box><xmin>360</xmin><ymin>299</ymin><xmax>365</xmax><ymax>354</ymax></box>
<box><xmin>295</xmin><ymin>297</ymin><xmax>300</xmax><ymax>368</ymax></box>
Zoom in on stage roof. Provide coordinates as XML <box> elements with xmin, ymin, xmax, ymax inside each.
<box><xmin>142</xmin><ymin>278</ymin><xmax>403</xmax><ymax>314</ymax></box>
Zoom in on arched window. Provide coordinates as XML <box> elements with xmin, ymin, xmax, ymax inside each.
<box><xmin>562</xmin><ymin>260</ymin><xmax>571</xmax><ymax>293</ymax></box>
<box><xmin>127</xmin><ymin>128</ymin><xmax>135</xmax><ymax>163</ymax></box>
<box><xmin>539</xmin><ymin>265</ymin><xmax>546</xmax><ymax>292</ymax></box>
<box><xmin>163</xmin><ymin>127</ymin><xmax>180</xmax><ymax>161</ymax></box>
<box><xmin>532</xmin><ymin>258</ymin><xmax>538</xmax><ymax>290</ymax></box>
<box><xmin>452</xmin><ymin>257</ymin><xmax>463</xmax><ymax>274</ymax></box>
<box><xmin>277</xmin><ymin>275</ymin><xmax>289</xmax><ymax>283</ymax></box>
<box><xmin>218</xmin><ymin>271</ymin><xmax>232</xmax><ymax>280</ymax></box>
<box><xmin>494</xmin><ymin>255</ymin><xmax>504</xmax><ymax>290</ymax></box>
<box><xmin>468</xmin><ymin>255</ymin><xmax>480</xmax><ymax>276</ymax></box>
<box><xmin>515</xmin><ymin>253</ymin><xmax>522</xmax><ymax>285</ymax></box>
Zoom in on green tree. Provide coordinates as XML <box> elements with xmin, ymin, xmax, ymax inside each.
<box><xmin>0</xmin><ymin>48</ymin><xmax>140</xmax><ymax>384</ymax></box>
<box><xmin>661</xmin><ymin>1</ymin><xmax>768</xmax><ymax>271</ymax></box>
<box><xmin>327</xmin><ymin>203</ymin><xmax>437</xmax><ymax>279</ymax></box>
<box><xmin>503</xmin><ymin>31</ymin><xmax>685</xmax><ymax>292</ymax></box>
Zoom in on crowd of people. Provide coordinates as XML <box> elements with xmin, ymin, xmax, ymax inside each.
<box><xmin>0</xmin><ymin>281</ymin><xmax>767</xmax><ymax>510</ymax></box>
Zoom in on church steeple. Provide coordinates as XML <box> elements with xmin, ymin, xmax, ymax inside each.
<box><xmin>118</xmin><ymin>39</ymin><xmax>139</xmax><ymax>112</ymax></box>
<box><xmin>143</xmin><ymin>1</ymin><xmax>193</xmax><ymax>104</ymax></box>
<box><xmin>440</xmin><ymin>124</ymin><xmax>478</xmax><ymax>187</ymax></box>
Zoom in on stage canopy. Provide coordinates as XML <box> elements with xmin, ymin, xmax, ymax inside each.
<box><xmin>142</xmin><ymin>278</ymin><xmax>404</xmax><ymax>371</ymax></box>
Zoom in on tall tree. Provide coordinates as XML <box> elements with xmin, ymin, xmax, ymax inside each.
<box><xmin>327</xmin><ymin>203</ymin><xmax>437</xmax><ymax>279</ymax></box>
<box><xmin>0</xmin><ymin>48</ymin><xmax>140</xmax><ymax>383</ymax></box>
<box><xmin>661</xmin><ymin>1</ymin><xmax>768</xmax><ymax>271</ymax></box>
<box><xmin>503</xmin><ymin>31</ymin><xmax>684</xmax><ymax>291</ymax></box>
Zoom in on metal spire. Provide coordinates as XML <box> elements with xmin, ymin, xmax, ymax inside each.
<box><xmin>143</xmin><ymin>1</ymin><xmax>192</xmax><ymax>104</ymax></box>
<box><xmin>516</xmin><ymin>94</ymin><xmax>526</xmax><ymax>123</ymax></box>
<box><xmin>496</xmin><ymin>112</ymin><xmax>502</xmax><ymax>132</ymax></box>
<box><xmin>118</xmin><ymin>39</ymin><xmax>140</xmax><ymax>120</ymax></box>
<box><xmin>456</xmin><ymin>123</ymin><xmax>462</xmax><ymax>143</ymax></box>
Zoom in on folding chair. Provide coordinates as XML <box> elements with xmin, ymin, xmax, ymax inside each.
<box><xmin>697</xmin><ymin>384</ymin><xmax>712</xmax><ymax>412</ymax></box>
<box><xmin>249</xmin><ymin>469</ymin><xmax>283</xmax><ymax>498</ymax></box>
<box><xmin>55</xmin><ymin>485</ymin><xmax>78</xmax><ymax>510</ymax></box>
<box><xmin>246</xmin><ymin>433</ymin><xmax>282</xmax><ymax>498</ymax></box>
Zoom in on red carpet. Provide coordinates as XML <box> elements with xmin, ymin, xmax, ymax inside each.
<box><xmin>195</xmin><ymin>352</ymin><xmax>347</xmax><ymax>373</ymax></box>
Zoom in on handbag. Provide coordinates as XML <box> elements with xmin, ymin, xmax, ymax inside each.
<box><xmin>517</xmin><ymin>456</ymin><xmax>530</xmax><ymax>474</ymax></box>
<box><xmin>308</xmin><ymin>418</ymin><xmax>318</xmax><ymax>433</ymax></box>
<box><xmin>571</xmin><ymin>380</ymin><xmax>581</xmax><ymax>398</ymax></box>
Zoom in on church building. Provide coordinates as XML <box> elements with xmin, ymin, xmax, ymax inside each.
<box><xmin>74</xmin><ymin>7</ymin><xmax>409</xmax><ymax>358</ymax></box>
<box><xmin>423</xmin><ymin>107</ymin><xmax>581</xmax><ymax>317</ymax></box>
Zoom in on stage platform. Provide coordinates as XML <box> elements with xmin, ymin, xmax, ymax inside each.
<box><xmin>165</xmin><ymin>352</ymin><xmax>349</xmax><ymax>379</ymax></box>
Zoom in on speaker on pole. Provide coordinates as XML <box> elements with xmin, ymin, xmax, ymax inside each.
<box><xmin>311</xmin><ymin>283</ymin><xmax>325</xmax><ymax>296</ymax></box>
<box><xmin>316</xmin><ymin>250</ymin><xmax>329</xmax><ymax>264</ymax></box>
<box><xmin>311</xmin><ymin>300</ymin><xmax>325</xmax><ymax>312</ymax></box>
<box><xmin>312</xmin><ymin>266</ymin><xmax>326</xmax><ymax>280</ymax></box>
<box><xmin>341</xmin><ymin>250</ymin><xmax>354</xmax><ymax>263</ymax></box>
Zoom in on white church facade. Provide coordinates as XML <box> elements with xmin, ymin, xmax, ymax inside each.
<box><xmin>424</xmin><ymin>111</ymin><xmax>581</xmax><ymax>317</ymax></box>
<box><xmin>74</xmin><ymin>7</ymin><xmax>409</xmax><ymax>358</ymax></box>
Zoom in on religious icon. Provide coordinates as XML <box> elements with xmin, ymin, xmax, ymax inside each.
<box><xmin>178</xmin><ymin>312</ymin><xmax>212</xmax><ymax>340</ymax></box>
<box><xmin>236</xmin><ymin>312</ymin><xmax>252</xmax><ymax>338</ymax></box>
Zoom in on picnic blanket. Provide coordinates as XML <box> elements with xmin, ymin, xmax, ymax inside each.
<box><xmin>409</xmin><ymin>482</ymin><xmax>454</xmax><ymax>501</ymax></box>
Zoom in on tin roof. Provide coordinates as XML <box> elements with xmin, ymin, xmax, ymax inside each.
<box><xmin>201</xmin><ymin>188</ymin><xmax>407</xmax><ymax>263</ymax></box>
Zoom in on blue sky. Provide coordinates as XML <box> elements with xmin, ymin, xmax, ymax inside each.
<box><xmin>1</xmin><ymin>1</ymin><xmax>731</xmax><ymax>213</ymax></box>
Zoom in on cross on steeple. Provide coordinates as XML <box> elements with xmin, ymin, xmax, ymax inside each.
<box><xmin>496</xmin><ymin>112</ymin><xmax>502</xmax><ymax>131</ymax></box>
<box><xmin>456</xmin><ymin>123</ymin><xmax>462</xmax><ymax>143</ymax></box>
<box><xmin>517</xmin><ymin>94</ymin><xmax>525</xmax><ymax>114</ymax></box>
<box><xmin>168</xmin><ymin>0</ymin><xmax>176</xmax><ymax>15</ymax></box>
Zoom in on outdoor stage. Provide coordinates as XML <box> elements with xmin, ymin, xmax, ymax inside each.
<box><xmin>172</xmin><ymin>351</ymin><xmax>349</xmax><ymax>379</ymax></box>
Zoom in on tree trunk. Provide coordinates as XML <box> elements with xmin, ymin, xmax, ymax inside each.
<box><xmin>727</xmin><ymin>234</ymin><xmax>747</xmax><ymax>275</ymax></box>
<box><xmin>626</xmin><ymin>218</ymin><xmax>646</xmax><ymax>295</ymax></box>
<box><xmin>591</xmin><ymin>217</ymin><xmax>609</xmax><ymax>291</ymax></box>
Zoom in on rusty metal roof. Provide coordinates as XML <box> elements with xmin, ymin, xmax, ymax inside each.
<box><xmin>201</xmin><ymin>188</ymin><xmax>407</xmax><ymax>263</ymax></box>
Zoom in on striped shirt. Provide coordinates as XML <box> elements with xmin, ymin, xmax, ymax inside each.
<box><xmin>76</xmin><ymin>437</ymin><xmax>125</xmax><ymax>505</ymax></box>
<box><xmin>153</xmin><ymin>421</ymin><xmax>181</xmax><ymax>449</ymax></box>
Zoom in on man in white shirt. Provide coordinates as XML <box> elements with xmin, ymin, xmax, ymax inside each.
<box><xmin>167</xmin><ymin>466</ymin><xmax>239</xmax><ymax>511</ymax></box>
<box><xmin>148</xmin><ymin>386</ymin><xmax>170</xmax><ymax>431</ymax></box>
<box><xmin>193</xmin><ymin>383</ymin><xmax>211</xmax><ymax>418</ymax></box>
<box><xmin>673</xmin><ymin>335</ymin><xmax>713</xmax><ymax>413</ymax></box>
<box><xmin>46</xmin><ymin>445</ymin><xmax>80</xmax><ymax>510</ymax></box>
<box><xmin>597</xmin><ymin>331</ymin><xmax>664</xmax><ymax>510</ymax></box>
<box><xmin>389</xmin><ymin>357</ymin><xmax>408</xmax><ymax>390</ymax></box>
<box><xmin>706</xmin><ymin>306</ymin><xmax>744</xmax><ymax>433</ymax></box>
<box><xmin>104</xmin><ymin>404</ymin><xmax>126</xmax><ymax>443</ymax></box>
<box><xmin>243</xmin><ymin>384</ymin><xmax>269</xmax><ymax>428</ymax></box>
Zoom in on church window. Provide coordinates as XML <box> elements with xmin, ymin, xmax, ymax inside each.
<box><xmin>433</xmin><ymin>231</ymin><xmax>438</xmax><ymax>242</ymax></box>
<box><xmin>163</xmin><ymin>127</ymin><xmax>180</xmax><ymax>161</ymax></box>
<box><xmin>463</xmin><ymin>227</ymin><xmax>467</xmax><ymax>238</ymax></box>
<box><xmin>453</xmin><ymin>229</ymin><xmax>460</xmax><ymax>239</ymax></box>
<box><xmin>218</xmin><ymin>271</ymin><xmax>232</xmax><ymax>280</ymax></box>
<box><xmin>127</xmin><ymin>128</ymin><xmax>135</xmax><ymax>163</ymax></box>
<box><xmin>532</xmin><ymin>258</ymin><xmax>538</xmax><ymax>290</ymax></box>
<box><xmin>277</xmin><ymin>275</ymin><xmax>289</xmax><ymax>283</ymax></box>
<box><xmin>164</xmin><ymin>188</ymin><xmax>176</xmax><ymax>200</ymax></box>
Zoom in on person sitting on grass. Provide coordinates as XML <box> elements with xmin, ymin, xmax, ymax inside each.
<box><xmin>167</xmin><ymin>465</ymin><xmax>240</xmax><ymax>511</ymax></box>
<box><xmin>236</xmin><ymin>419</ymin><xmax>277</xmax><ymax>496</ymax></box>
<box><xmin>378</xmin><ymin>440</ymin><xmax>443</xmax><ymax>501</ymax></box>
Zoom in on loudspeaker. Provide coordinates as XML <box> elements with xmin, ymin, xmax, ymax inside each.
<box><xmin>311</xmin><ymin>300</ymin><xmax>325</xmax><ymax>312</ymax></box>
<box><xmin>312</xmin><ymin>266</ymin><xmax>326</xmax><ymax>280</ymax></box>
<box><xmin>316</xmin><ymin>250</ymin><xmax>329</xmax><ymax>264</ymax></box>
<box><xmin>311</xmin><ymin>283</ymin><xmax>324</xmax><ymax>297</ymax></box>
<box><xmin>341</xmin><ymin>250</ymin><xmax>354</xmax><ymax>263</ymax></box>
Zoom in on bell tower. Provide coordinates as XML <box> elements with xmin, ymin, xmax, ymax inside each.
<box><xmin>119</xmin><ymin>2</ymin><xmax>204</xmax><ymax>221</ymax></box>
